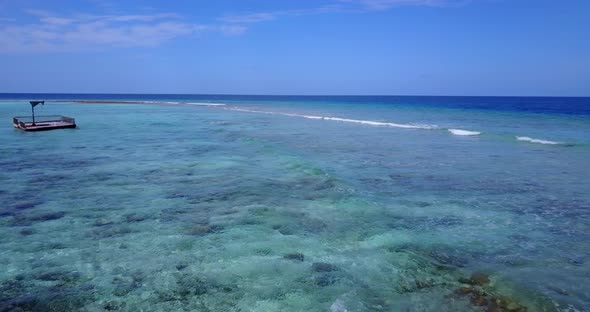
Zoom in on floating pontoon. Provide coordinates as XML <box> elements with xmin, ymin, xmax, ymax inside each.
<box><xmin>13</xmin><ymin>101</ymin><xmax>76</xmax><ymax>131</ymax></box>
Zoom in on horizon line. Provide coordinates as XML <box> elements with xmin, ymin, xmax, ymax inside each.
<box><xmin>0</xmin><ymin>92</ymin><xmax>588</xmax><ymax>98</ymax></box>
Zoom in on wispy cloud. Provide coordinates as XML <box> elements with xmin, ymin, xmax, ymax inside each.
<box><xmin>0</xmin><ymin>11</ymin><xmax>243</xmax><ymax>53</ymax></box>
<box><xmin>219</xmin><ymin>25</ymin><xmax>248</xmax><ymax>35</ymax></box>
<box><xmin>220</xmin><ymin>12</ymin><xmax>281</xmax><ymax>24</ymax></box>
<box><xmin>219</xmin><ymin>0</ymin><xmax>464</xmax><ymax>26</ymax></box>
<box><xmin>340</xmin><ymin>0</ymin><xmax>469</xmax><ymax>10</ymax></box>
<box><xmin>1</xmin><ymin>0</ymin><xmax>467</xmax><ymax>53</ymax></box>
<box><xmin>219</xmin><ymin>5</ymin><xmax>343</xmax><ymax>24</ymax></box>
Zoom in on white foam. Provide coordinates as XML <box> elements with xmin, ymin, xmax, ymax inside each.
<box><xmin>185</xmin><ymin>102</ymin><xmax>226</xmax><ymax>106</ymax></box>
<box><xmin>225</xmin><ymin>107</ymin><xmax>436</xmax><ymax>129</ymax></box>
<box><xmin>105</xmin><ymin>100</ymin><xmax>227</xmax><ymax>106</ymax></box>
<box><xmin>300</xmin><ymin>115</ymin><xmax>323</xmax><ymax>120</ymax></box>
<box><xmin>448</xmin><ymin>129</ymin><xmax>481</xmax><ymax>136</ymax></box>
<box><xmin>324</xmin><ymin>117</ymin><xmax>434</xmax><ymax>129</ymax></box>
<box><xmin>143</xmin><ymin>101</ymin><xmax>189</xmax><ymax>105</ymax></box>
<box><xmin>516</xmin><ymin>136</ymin><xmax>562</xmax><ymax>145</ymax></box>
<box><xmin>226</xmin><ymin>107</ymin><xmax>275</xmax><ymax>115</ymax></box>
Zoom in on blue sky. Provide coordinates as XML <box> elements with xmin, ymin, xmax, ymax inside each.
<box><xmin>0</xmin><ymin>0</ymin><xmax>588</xmax><ymax>96</ymax></box>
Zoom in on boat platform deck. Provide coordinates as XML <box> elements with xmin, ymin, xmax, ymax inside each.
<box><xmin>13</xmin><ymin>116</ymin><xmax>76</xmax><ymax>131</ymax></box>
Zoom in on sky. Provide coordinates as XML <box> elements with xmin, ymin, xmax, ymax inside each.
<box><xmin>0</xmin><ymin>0</ymin><xmax>589</xmax><ymax>96</ymax></box>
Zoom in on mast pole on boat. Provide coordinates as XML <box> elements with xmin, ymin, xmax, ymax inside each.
<box><xmin>31</xmin><ymin>103</ymin><xmax>35</xmax><ymax>126</ymax></box>
<box><xmin>29</xmin><ymin>101</ymin><xmax>44</xmax><ymax>126</ymax></box>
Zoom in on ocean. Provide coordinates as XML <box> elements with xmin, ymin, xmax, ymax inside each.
<box><xmin>0</xmin><ymin>94</ymin><xmax>589</xmax><ymax>311</ymax></box>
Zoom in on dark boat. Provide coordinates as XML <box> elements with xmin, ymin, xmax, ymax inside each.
<box><xmin>13</xmin><ymin>101</ymin><xmax>76</xmax><ymax>131</ymax></box>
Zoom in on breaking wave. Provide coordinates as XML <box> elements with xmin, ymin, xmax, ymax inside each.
<box><xmin>516</xmin><ymin>136</ymin><xmax>562</xmax><ymax>145</ymax></box>
<box><xmin>225</xmin><ymin>107</ymin><xmax>437</xmax><ymax>130</ymax></box>
<box><xmin>448</xmin><ymin>129</ymin><xmax>481</xmax><ymax>136</ymax></box>
<box><xmin>185</xmin><ymin>102</ymin><xmax>226</xmax><ymax>106</ymax></box>
<box><xmin>62</xmin><ymin>101</ymin><xmax>573</xmax><ymax>146</ymax></box>
<box><xmin>64</xmin><ymin>100</ymin><xmax>225</xmax><ymax>106</ymax></box>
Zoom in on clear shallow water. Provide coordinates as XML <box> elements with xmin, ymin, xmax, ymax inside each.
<box><xmin>0</xmin><ymin>96</ymin><xmax>589</xmax><ymax>311</ymax></box>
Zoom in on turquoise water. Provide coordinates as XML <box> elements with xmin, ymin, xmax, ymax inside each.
<box><xmin>1</xmin><ymin>98</ymin><xmax>589</xmax><ymax>311</ymax></box>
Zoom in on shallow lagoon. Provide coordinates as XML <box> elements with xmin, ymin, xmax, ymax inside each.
<box><xmin>0</xmin><ymin>99</ymin><xmax>589</xmax><ymax>311</ymax></box>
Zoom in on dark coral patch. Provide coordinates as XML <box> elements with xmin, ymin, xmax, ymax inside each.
<box><xmin>312</xmin><ymin>262</ymin><xmax>339</xmax><ymax>273</ymax></box>
<box><xmin>184</xmin><ymin>224</ymin><xmax>222</xmax><ymax>236</ymax></box>
<box><xmin>283</xmin><ymin>253</ymin><xmax>305</xmax><ymax>262</ymax></box>
<box><xmin>11</xmin><ymin>212</ymin><xmax>66</xmax><ymax>226</ymax></box>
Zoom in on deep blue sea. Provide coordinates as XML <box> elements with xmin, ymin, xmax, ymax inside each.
<box><xmin>0</xmin><ymin>94</ymin><xmax>589</xmax><ymax>311</ymax></box>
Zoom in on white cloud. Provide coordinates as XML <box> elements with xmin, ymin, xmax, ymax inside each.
<box><xmin>219</xmin><ymin>5</ymin><xmax>343</xmax><ymax>24</ymax></box>
<box><xmin>219</xmin><ymin>0</ymin><xmax>464</xmax><ymax>26</ymax></box>
<box><xmin>219</xmin><ymin>12</ymin><xmax>280</xmax><ymax>24</ymax></box>
<box><xmin>340</xmin><ymin>0</ymin><xmax>468</xmax><ymax>10</ymax></box>
<box><xmin>40</xmin><ymin>16</ymin><xmax>75</xmax><ymax>26</ymax></box>
<box><xmin>0</xmin><ymin>0</ymin><xmax>467</xmax><ymax>53</ymax></box>
<box><xmin>0</xmin><ymin>11</ymin><xmax>244</xmax><ymax>53</ymax></box>
<box><xmin>219</xmin><ymin>25</ymin><xmax>248</xmax><ymax>35</ymax></box>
